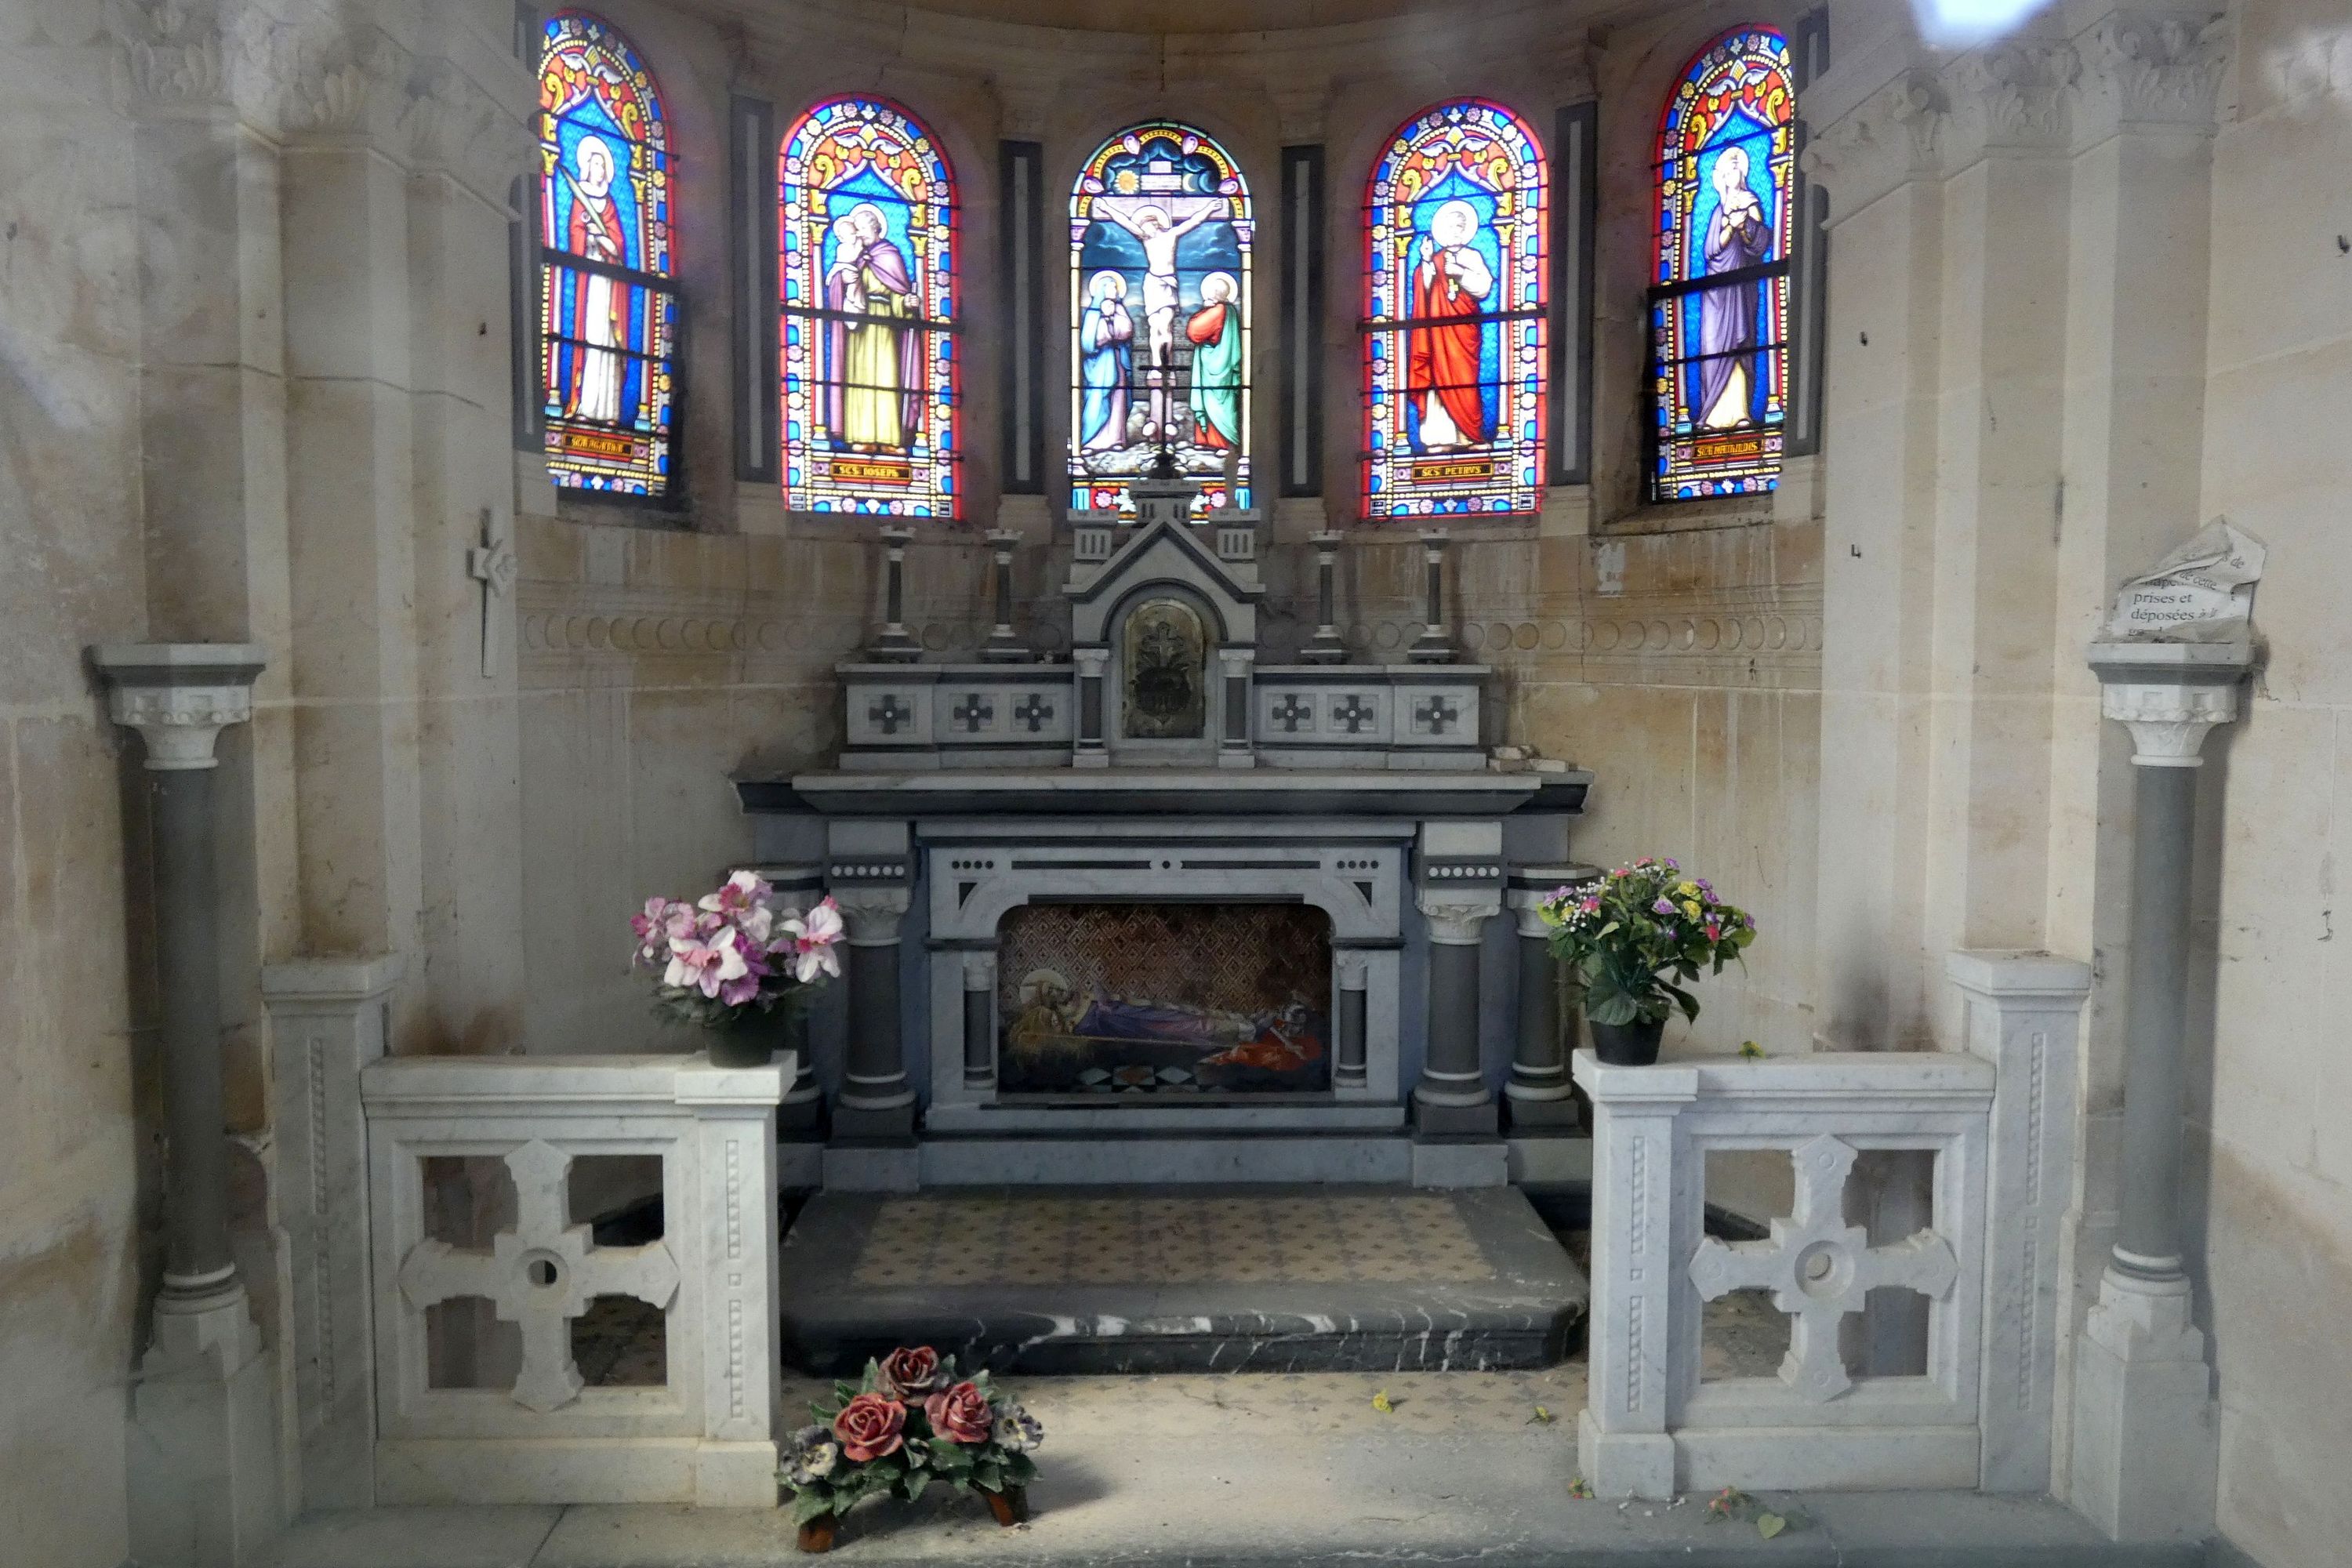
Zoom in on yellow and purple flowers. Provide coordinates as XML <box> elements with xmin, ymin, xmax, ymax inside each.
<box><xmin>1537</xmin><ymin>855</ymin><xmax>1755</xmax><ymax>1029</ymax></box>
<box><xmin>631</xmin><ymin>870</ymin><xmax>844</xmax><ymax>1028</ymax></box>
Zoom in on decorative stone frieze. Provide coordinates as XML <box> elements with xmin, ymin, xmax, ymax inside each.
<box><xmin>1799</xmin><ymin>69</ymin><xmax>1946</xmax><ymax>224</ymax></box>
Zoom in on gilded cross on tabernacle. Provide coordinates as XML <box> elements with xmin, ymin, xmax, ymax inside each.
<box><xmin>1687</xmin><ymin>1133</ymin><xmax>1958</xmax><ymax>1403</ymax></box>
<box><xmin>867</xmin><ymin>695</ymin><xmax>913</xmax><ymax>735</ymax></box>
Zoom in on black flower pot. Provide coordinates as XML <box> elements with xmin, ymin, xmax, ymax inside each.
<box><xmin>706</xmin><ymin>1015</ymin><xmax>779</xmax><ymax>1069</ymax></box>
<box><xmin>1589</xmin><ymin>1018</ymin><xmax>1667</xmax><ymax>1066</ymax></box>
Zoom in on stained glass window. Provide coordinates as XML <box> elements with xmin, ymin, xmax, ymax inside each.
<box><xmin>536</xmin><ymin>12</ymin><xmax>676</xmax><ymax>495</ymax></box>
<box><xmin>1069</xmin><ymin>122</ymin><xmax>1253</xmax><ymax>515</ymax></box>
<box><xmin>1650</xmin><ymin>27</ymin><xmax>1796</xmax><ymax>501</ymax></box>
<box><xmin>779</xmin><ymin>98</ymin><xmax>960</xmax><ymax>517</ymax></box>
<box><xmin>1360</xmin><ymin>100</ymin><xmax>1548</xmax><ymax>521</ymax></box>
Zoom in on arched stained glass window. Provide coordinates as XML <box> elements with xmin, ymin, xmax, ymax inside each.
<box><xmin>1650</xmin><ymin>27</ymin><xmax>1796</xmax><ymax>501</ymax></box>
<box><xmin>779</xmin><ymin>98</ymin><xmax>960</xmax><ymax>517</ymax></box>
<box><xmin>1361</xmin><ymin>100</ymin><xmax>1548</xmax><ymax>521</ymax></box>
<box><xmin>536</xmin><ymin>12</ymin><xmax>677</xmax><ymax>495</ymax></box>
<box><xmin>1069</xmin><ymin>122</ymin><xmax>1253</xmax><ymax>515</ymax></box>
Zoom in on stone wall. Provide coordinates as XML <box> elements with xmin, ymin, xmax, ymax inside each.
<box><xmin>0</xmin><ymin>14</ymin><xmax>148</xmax><ymax>1563</ymax></box>
<box><xmin>2191</xmin><ymin>0</ymin><xmax>2352</xmax><ymax>1557</ymax></box>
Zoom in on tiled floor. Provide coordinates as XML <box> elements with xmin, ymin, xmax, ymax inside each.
<box><xmin>848</xmin><ymin>1192</ymin><xmax>1497</xmax><ymax>1288</ymax></box>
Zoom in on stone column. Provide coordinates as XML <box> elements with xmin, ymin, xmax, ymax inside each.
<box><xmin>981</xmin><ymin>529</ymin><xmax>1027</xmax><ymax>662</ymax></box>
<box><xmin>1504</xmin><ymin>868</ymin><xmax>1589</xmax><ymax>1129</ymax></box>
<box><xmin>961</xmin><ymin>950</ymin><xmax>998</xmax><ymax>1090</ymax></box>
<box><xmin>92</xmin><ymin>643</ymin><xmax>282</xmax><ymax>1567</ymax></box>
<box><xmin>830</xmin><ymin>884</ymin><xmax>916</xmax><ymax>1141</ymax></box>
<box><xmin>1331</xmin><ymin>949</ymin><xmax>1370</xmax><ymax>1088</ymax></box>
<box><xmin>1302</xmin><ymin>529</ymin><xmax>1346</xmax><ymax>662</ymax></box>
<box><xmin>1217</xmin><ymin>646</ymin><xmax>1256</xmax><ymax>768</ymax></box>
<box><xmin>753</xmin><ymin>862</ymin><xmax>828</xmax><ymax>1137</ymax></box>
<box><xmin>1413</xmin><ymin>891</ymin><xmax>1501</xmax><ymax>1137</ymax></box>
<box><xmin>2069</xmin><ymin>638</ymin><xmax>2249</xmax><ymax>1539</ymax></box>
<box><xmin>1073</xmin><ymin>646</ymin><xmax>1110</xmax><ymax>768</ymax></box>
<box><xmin>1406</xmin><ymin>530</ymin><xmax>1453</xmax><ymax>663</ymax></box>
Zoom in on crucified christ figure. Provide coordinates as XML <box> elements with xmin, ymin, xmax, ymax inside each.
<box><xmin>1097</xmin><ymin>202</ymin><xmax>1216</xmax><ymax>439</ymax></box>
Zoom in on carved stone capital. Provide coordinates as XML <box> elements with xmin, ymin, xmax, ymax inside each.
<box><xmin>89</xmin><ymin>643</ymin><xmax>268</xmax><ymax>771</ymax></box>
<box><xmin>829</xmin><ymin>884</ymin><xmax>913</xmax><ymax>945</ymax></box>
<box><xmin>110</xmin><ymin>0</ymin><xmax>234</xmax><ymax>115</ymax></box>
<box><xmin>2072</xmin><ymin>10</ymin><xmax>2230</xmax><ymax>143</ymax></box>
<box><xmin>2088</xmin><ymin>639</ymin><xmax>2254</xmax><ymax>767</ymax></box>
<box><xmin>1416</xmin><ymin>892</ymin><xmax>1500</xmax><ymax>946</ymax></box>
<box><xmin>1333</xmin><ymin>949</ymin><xmax>1371</xmax><ymax>989</ymax></box>
<box><xmin>1800</xmin><ymin>70</ymin><xmax>1947</xmax><ymax>224</ymax></box>
<box><xmin>1942</xmin><ymin>38</ymin><xmax>2080</xmax><ymax>166</ymax></box>
<box><xmin>960</xmin><ymin>949</ymin><xmax>997</xmax><ymax>989</ymax></box>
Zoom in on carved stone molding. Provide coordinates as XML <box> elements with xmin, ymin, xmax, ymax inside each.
<box><xmin>2072</xmin><ymin>10</ymin><xmax>2231</xmax><ymax>143</ymax></box>
<box><xmin>404</xmin><ymin>57</ymin><xmax>534</xmax><ymax>202</ymax></box>
<box><xmin>110</xmin><ymin>0</ymin><xmax>234</xmax><ymax>114</ymax></box>
<box><xmin>829</xmin><ymin>884</ymin><xmax>913</xmax><ymax>946</ymax></box>
<box><xmin>1415</xmin><ymin>892</ymin><xmax>1499</xmax><ymax>946</ymax></box>
<box><xmin>89</xmin><ymin>642</ymin><xmax>268</xmax><ymax>771</ymax></box>
<box><xmin>1942</xmin><ymin>38</ymin><xmax>2081</xmax><ymax>166</ymax></box>
<box><xmin>1800</xmin><ymin>69</ymin><xmax>1946</xmax><ymax>224</ymax></box>
<box><xmin>2088</xmin><ymin>639</ymin><xmax>2254</xmax><ymax>767</ymax></box>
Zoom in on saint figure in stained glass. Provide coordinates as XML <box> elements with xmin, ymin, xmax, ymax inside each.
<box><xmin>1360</xmin><ymin>100</ymin><xmax>1547</xmax><ymax>520</ymax></box>
<box><xmin>1069</xmin><ymin>123</ymin><xmax>1253</xmax><ymax>514</ymax></box>
<box><xmin>1650</xmin><ymin>26</ymin><xmax>1796</xmax><ymax>500</ymax></box>
<box><xmin>781</xmin><ymin>97</ymin><xmax>959</xmax><ymax>517</ymax></box>
<box><xmin>536</xmin><ymin>12</ymin><xmax>676</xmax><ymax>495</ymax></box>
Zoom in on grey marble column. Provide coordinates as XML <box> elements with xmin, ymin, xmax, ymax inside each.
<box><xmin>1302</xmin><ymin>529</ymin><xmax>1346</xmax><ymax>663</ymax></box>
<box><xmin>92</xmin><ymin>644</ymin><xmax>268</xmax><ymax>1315</ymax></box>
<box><xmin>1406</xmin><ymin>529</ymin><xmax>1454</xmax><ymax>663</ymax></box>
<box><xmin>868</xmin><ymin>526</ymin><xmax>920</xmax><ymax>662</ymax></box>
<box><xmin>1073</xmin><ymin>646</ymin><xmax>1109</xmax><ymax>768</ymax></box>
<box><xmin>830</xmin><ymin>885</ymin><xmax>916</xmax><ymax>1139</ymax></box>
<box><xmin>961</xmin><ymin>950</ymin><xmax>998</xmax><ymax>1090</ymax></box>
<box><xmin>1217</xmin><ymin>646</ymin><xmax>1255</xmax><ymax>768</ymax></box>
<box><xmin>1332</xmin><ymin>949</ymin><xmax>1370</xmax><ymax>1088</ymax></box>
<box><xmin>981</xmin><ymin>529</ymin><xmax>1027</xmax><ymax>662</ymax></box>
<box><xmin>1504</xmin><ymin>869</ymin><xmax>1589</xmax><ymax>1130</ymax></box>
<box><xmin>747</xmin><ymin>862</ymin><xmax>827</xmax><ymax>1136</ymax></box>
<box><xmin>2071</xmin><ymin>638</ymin><xmax>2252</xmax><ymax>1539</ymax></box>
<box><xmin>1413</xmin><ymin>889</ymin><xmax>1500</xmax><ymax>1136</ymax></box>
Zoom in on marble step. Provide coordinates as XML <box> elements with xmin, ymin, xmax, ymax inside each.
<box><xmin>779</xmin><ymin>1184</ymin><xmax>1588</xmax><ymax>1375</ymax></box>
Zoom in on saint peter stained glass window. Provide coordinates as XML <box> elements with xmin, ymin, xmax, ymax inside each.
<box><xmin>1650</xmin><ymin>27</ymin><xmax>1795</xmax><ymax>501</ymax></box>
<box><xmin>1069</xmin><ymin>122</ymin><xmax>1252</xmax><ymax>514</ymax></box>
<box><xmin>779</xmin><ymin>98</ymin><xmax>960</xmax><ymax>517</ymax></box>
<box><xmin>537</xmin><ymin>12</ymin><xmax>677</xmax><ymax>495</ymax></box>
<box><xmin>1361</xmin><ymin>100</ymin><xmax>1548</xmax><ymax>521</ymax></box>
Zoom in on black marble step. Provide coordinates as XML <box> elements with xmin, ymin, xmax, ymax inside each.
<box><xmin>779</xmin><ymin>1183</ymin><xmax>1588</xmax><ymax>1375</ymax></box>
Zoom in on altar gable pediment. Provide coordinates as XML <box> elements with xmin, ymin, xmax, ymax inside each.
<box><xmin>1064</xmin><ymin>506</ymin><xmax>1263</xmax><ymax>648</ymax></box>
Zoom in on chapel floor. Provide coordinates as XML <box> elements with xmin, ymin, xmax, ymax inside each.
<box><xmin>271</xmin><ymin>1364</ymin><xmax>2194</xmax><ymax>1568</ymax></box>
<box><xmin>778</xmin><ymin>1185</ymin><xmax>1588</xmax><ymax>1374</ymax></box>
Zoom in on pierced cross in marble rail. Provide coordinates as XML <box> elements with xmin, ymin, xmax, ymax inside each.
<box><xmin>395</xmin><ymin>1138</ymin><xmax>680</xmax><ymax>1414</ymax></box>
<box><xmin>1687</xmin><ymin>1133</ymin><xmax>1958</xmax><ymax>1403</ymax></box>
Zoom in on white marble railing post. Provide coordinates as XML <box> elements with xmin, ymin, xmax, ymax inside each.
<box><xmin>92</xmin><ymin>643</ymin><xmax>282</xmax><ymax>1568</ymax></box>
<box><xmin>1948</xmin><ymin>950</ymin><xmax>2089</xmax><ymax>1494</ymax></box>
<box><xmin>2071</xmin><ymin>638</ymin><xmax>2249</xmax><ymax>1538</ymax></box>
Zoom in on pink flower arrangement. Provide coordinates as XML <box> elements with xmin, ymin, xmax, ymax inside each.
<box><xmin>631</xmin><ymin>871</ymin><xmax>844</xmax><ymax>1029</ymax></box>
<box><xmin>782</xmin><ymin>1346</ymin><xmax>1044</xmax><ymax>1532</ymax></box>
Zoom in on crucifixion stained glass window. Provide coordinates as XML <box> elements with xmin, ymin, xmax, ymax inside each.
<box><xmin>1069</xmin><ymin>122</ymin><xmax>1253</xmax><ymax>516</ymax></box>
<box><xmin>1650</xmin><ymin>26</ymin><xmax>1796</xmax><ymax>501</ymax></box>
<box><xmin>536</xmin><ymin>11</ymin><xmax>677</xmax><ymax>495</ymax></box>
<box><xmin>1360</xmin><ymin>100</ymin><xmax>1548</xmax><ymax>521</ymax></box>
<box><xmin>779</xmin><ymin>97</ymin><xmax>960</xmax><ymax>517</ymax></box>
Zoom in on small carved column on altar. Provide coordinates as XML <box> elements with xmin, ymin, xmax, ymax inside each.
<box><xmin>1073</xmin><ymin>645</ymin><xmax>1110</xmax><ymax>768</ymax></box>
<box><xmin>1303</xmin><ymin>529</ymin><xmax>1347</xmax><ymax>663</ymax></box>
<box><xmin>1505</xmin><ymin>866</ymin><xmax>1592</xmax><ymax>1129</ymax></box>
<box><xmin>961</xmin><ymin>950</ymin><xmax>998</xmax><ymax>1091</ymax></box>
<box><xmin>1408</xmin><ymin>529</ymin><xmax>1454</xmax><ymax>663</ymax></box>
<box><xmin>1332</xmin><ymin>949</ymin><xmax>1370</xmax><ymax>1088</ymax></box>
<box><xmin>868</xmin><ymin>525</ymin><xmax>921</xmax><ymax>662</ymax></box>
<box><xmin>981</xmin><ymin>528</ymin><xmax>1027</xmax><ymax>662</ymax></box>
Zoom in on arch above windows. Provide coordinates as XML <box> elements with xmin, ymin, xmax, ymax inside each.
<box><xmin>1069</xmin><ymin>122</ymin><xmax>1254</xmax><ymax>516</ymax></box>
<box><xmin>1649</xmin><ymin>25</ymin><xmax>1797</xmax><ymax>502</ymax></box>
<box><xmin>1360</xmin><ymin>99</ymin><xmax>1548</xmax><ymax>521</ymax></box>
<box><xmin>779</xmin><ymin>97</ymin><xmax>961</xmax><ymax>518</ymax></box>
<box><xmin>536</xmin><ymin>10</ymin><xmax>677</xmax><ymax>496</ymax></box>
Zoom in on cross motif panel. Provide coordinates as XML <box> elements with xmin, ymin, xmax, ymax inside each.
<box><xmin>1331</xmin><ymin>694</ymin><xmax>1377</xmax><ymax>735</ymax></box>
<box><xmin>952</xmin><ymin>695</ymin><xmax>995</xmax><ymax>733</ymax></box>
<box><xmin>1414</xmin><ymin>695</ymin><xmax>1461</xmax><ymax>735</ymax></box>
<box><xmin>1011</xmin><ymin>694</ymin><xmax>1054</xmax><ymax>732</ymax></box>
<box><xmin>1270</xmin><ymin>693</ymin><xmax>1314</xmax><ymax>733</ymax></box>
<box><xmin>395</xmin><ymin>1139</ymin><xmax>681</xmax><ymax>1414</ymax></box>
<box><xmin>1686</xmin><ymin>1133</ymin><xmax>1958</xmax><ymax>1403</ymax></box>
<box><xmin>866</xmin><ymin>695</ymin><xmax>913</xmax><ymax>735</ymax></box>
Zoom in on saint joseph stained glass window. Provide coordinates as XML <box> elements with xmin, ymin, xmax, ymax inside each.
<box><xmin>536</xmin><ymin>12</ymin><xmax>677</xmax><ymax>495</ymax></box>
<box><xmin>1650</xmin><ymin>27</ymin><xmax>1796</xmax><ymax>501</ymax></box>
<box><xmin>1361</xmin><ymin>100</ymin><xmax>1548</xmax><ymax>521</ymax></box>
<box><xmin>779</xmin><ymin>98</ymin><xmax>960</xmax><ymax>517</ymax></box>
<box><xmin>1069</xmin><ymin>122</ymin><xmax>1252</xmax><ymax>515</ymax></box>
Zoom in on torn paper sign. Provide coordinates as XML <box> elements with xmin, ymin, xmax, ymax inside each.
<box><xmin>2105</xmin><ymin>519</ymin><xmax>2266</xmax><ymax>641</ymax></box>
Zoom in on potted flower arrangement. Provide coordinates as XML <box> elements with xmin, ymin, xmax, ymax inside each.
<box><xmin>1538</xmin><ymin>856</ymin><xmax>1755</xmax><ymax>1066</ymax></box>
<box><xmin>782</xmin><ymin>1346</ymin><xmax>1044</xmax><ymax>1552</ymax></box>
<box><xmin>630</xmin><ymin>870</ymin><xmax>844</xmax><ymax>1068</ymax></box>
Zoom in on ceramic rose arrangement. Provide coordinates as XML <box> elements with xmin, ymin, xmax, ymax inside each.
<box><xmin>1539</xmin><ymin>856</ymin><xmax>1755</xmax><ymax>1066</ymax></box>
<box><xmin>782</xmin><ymin>1346</ymin><xmax>1044</xmax><ymax>1551</ymax></box>
<box><xmin>630</xmin><ymin>870</ymin><xmax>844</xmax><ymax>1066</ymax></box>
